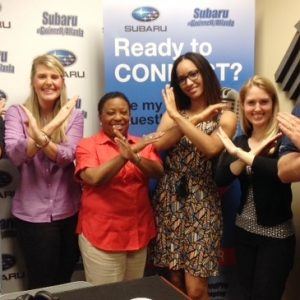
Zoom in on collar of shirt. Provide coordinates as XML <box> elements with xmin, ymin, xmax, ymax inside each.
<box><xmin>96</xmin><ymin>130</ymin><xmax>138</xmax><ymax>146</ymax></box>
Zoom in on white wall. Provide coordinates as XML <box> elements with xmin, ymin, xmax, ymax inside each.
<box><xmin>0</xmin><ymin>0</ymin><xmax>104</xmax><ymax>292</ymax></box>
<box><xmin>1</xmin><ymin>0</ymin><xmax>299</xmax><ymax>297</ymax></box>
<box><xmin>255</xmin><ymin>1</ymin><xmax>300</xmax><ymax>299</ymax></box>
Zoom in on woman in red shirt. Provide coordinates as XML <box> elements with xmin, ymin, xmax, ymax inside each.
<box><xmin>75</xmin><ymin>91</ymin><xmax>163</xmax><ymax>285</ymax></box>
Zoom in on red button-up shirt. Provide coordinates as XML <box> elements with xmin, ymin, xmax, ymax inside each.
<box><xmin>75</xmin><ymin>131</ymin><xmax>160</xmax><ymax>251</ymax></box>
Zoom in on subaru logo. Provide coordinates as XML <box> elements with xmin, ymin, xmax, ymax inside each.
<box><xmin>0</xmin><ymin>171</ymin><xmax>12</xmax><ymax>187</ymax></box>
<box><xmin>0</xmin><ymin>90</ymin><xmax>7</xmax><ymax>100</ymax></box>
<box><xmin>2</xmin><ymin>254</ymin><xmax>16</xmax><ymax>270</ymax></box>
<box><xmin>47</xmin><ymin>49</ymin><xmax>76</xmax><ymax>67</ymax></box>
<box><xmin>132</xmin><ymin>7</ymin><xmax>159</xmax><ymax>22</ymax></box>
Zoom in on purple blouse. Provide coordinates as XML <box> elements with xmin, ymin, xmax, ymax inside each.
<box><xmin>5</xmin><ymin>105</ymin><xmax>84</xmax><ymax>223</ymax></box>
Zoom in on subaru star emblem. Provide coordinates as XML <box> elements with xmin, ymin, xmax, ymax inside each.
<box><xmin>132</xmin><ymin>7</ymin><xmax>159</xmax><ymax>22</ymax></box>
<box><xmin>47</xmin><ymin>49</ymin><xmax>76</xmax><ymax>67</ymax></box>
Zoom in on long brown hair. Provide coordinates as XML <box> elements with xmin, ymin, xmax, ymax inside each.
<box><xmin>170</xmin><ymin>52</ymin><xmax>221</xmax><ymax>110</ymax></box>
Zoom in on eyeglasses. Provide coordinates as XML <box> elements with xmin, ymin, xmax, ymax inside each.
<box><xmin>177</xmin><ymin>70</ymin><xmax>200</xmax><ymax>86</ymax></box>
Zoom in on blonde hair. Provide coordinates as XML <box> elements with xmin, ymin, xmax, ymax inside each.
<box><xmin>24</xmin><ymin>54</ymin><xmax>68</xmax><ymax>143</ymax></box>
<box><xmin>239</xmin><ymin>75</ymin><xmax>279</xmax><ymax>139</ymax></box>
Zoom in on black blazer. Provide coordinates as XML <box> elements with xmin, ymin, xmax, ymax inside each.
<box><xmin>215</xmin><ymin>135</ymin><xmax>292</xmax><ymax>226</ymax></box>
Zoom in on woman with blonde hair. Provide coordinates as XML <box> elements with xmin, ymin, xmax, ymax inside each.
<box><xmin>5</xmin><ymin>54</ymin><xmax>84</xmax><ymax>289</ymax></box>
<box><xmin>215</xmin><ymin>75</ymin><xmax>295</xmax><ymax>300</ymax></box>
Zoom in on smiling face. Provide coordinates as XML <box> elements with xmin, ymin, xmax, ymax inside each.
<box><xmin>32</xmin><ymin>64</ymin><xmax>64</xmax><ymax>108</ymax></box>
<box><xmin>176</xmin><ymin>59</ymin><xmax>204</xmax><ymax>101</ymax></box>
<box><xmin>99</xmin><ymin>97</ymin><xmax>131</xmax><ymax>140</ymax></box>
<box><xmin>242</xmin><ymin>85</ymin><xmax>273</xmax><ymax>130</ymax></box>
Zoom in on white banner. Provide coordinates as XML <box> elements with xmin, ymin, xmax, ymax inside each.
<box><xmin>0</xmin><ymin>0</ymin><xmax>104</xmax><ymax>292</ymax></box>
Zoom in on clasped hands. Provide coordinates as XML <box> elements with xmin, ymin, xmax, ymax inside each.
<box><xmin>21</xmin><ymin>96</ymin><xmax>78</xmax><ymax>148</ymax></box>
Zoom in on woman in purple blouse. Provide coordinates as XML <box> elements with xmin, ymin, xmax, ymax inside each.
<box><xmin>5</xmin><ymin>54</ymin><xmax>84</xmax><ymax>289</ymax></box>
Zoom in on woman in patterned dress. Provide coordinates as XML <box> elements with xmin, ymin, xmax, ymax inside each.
<box><xmin>152</xmin><ymin>52</ymin><xmax>237</xmax><ymax>300</ymax></box>
<box><xmin>215</xmin><ymin>76</ymin><xmax>295</xmax><ymax>300</ymax></box>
